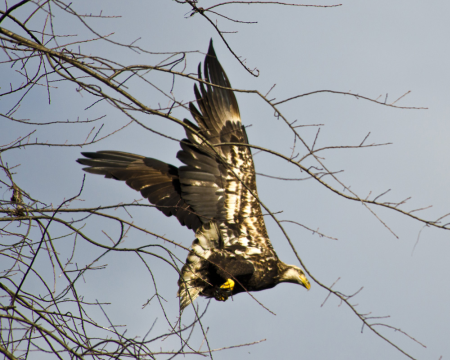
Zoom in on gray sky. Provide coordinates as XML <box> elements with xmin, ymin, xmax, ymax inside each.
<box><xmin>2</xmin><ymin>1</ymin><xmax>450</xmax><ymax>359</ymax></box>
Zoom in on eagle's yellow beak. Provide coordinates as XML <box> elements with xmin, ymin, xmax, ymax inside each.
<box><xmin>300</xmin><ymin>274</ymin><xmax>311</xmax><ymax>290</ymax></box>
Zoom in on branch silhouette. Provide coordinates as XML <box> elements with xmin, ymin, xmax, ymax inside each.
<box><xmin>0</xmin><ymin>2</ymin><xmax>440</xmax><ymax>360</ymax></box>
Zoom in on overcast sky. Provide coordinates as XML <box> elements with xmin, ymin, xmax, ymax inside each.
<box><xmin>2</xmin><ymin>1</ymin><xmax>450</xmax><ymax>359</ymax></box>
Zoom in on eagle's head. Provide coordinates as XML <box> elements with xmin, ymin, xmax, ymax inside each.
<box><xmin>278</xmin><ymin>263</ymin><xmax>311</xmax><ymax>290</ymax></box>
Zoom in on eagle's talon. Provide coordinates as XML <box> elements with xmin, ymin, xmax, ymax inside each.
<box><xmin>216</xmin><ymin>294</ymin><xmax>228</xmax><ymax>301</ymax></box>
<box><xmin>220</xmin><ymin>278</ymin><xmax>235</xmax><ymax>291</ymax></box>
<box><xmin>214</xmin><ymin>279</ymin><xmax>235</xmax><ymax>302</ymax></box>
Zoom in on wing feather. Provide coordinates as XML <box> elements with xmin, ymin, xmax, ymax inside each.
<box><xmin>177</xmin><ymin>40</ymin><xmax>273</xmax><ymax>259</ymax></box>
<box><xmin>77</xmin><ymin>151</ymin><xmax>202</xmax><ymax>230</ymax></box>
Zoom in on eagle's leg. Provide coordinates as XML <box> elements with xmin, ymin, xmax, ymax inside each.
<box><xmin>215</xmin><ymin>279</ymin><xmax>235</xmax><ymax>301</ymax></box>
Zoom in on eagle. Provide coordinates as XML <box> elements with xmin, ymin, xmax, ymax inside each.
<box><xmin>77</xmin><ymin>40</ymin><xmax>310</xmax><ymax>311</ymax></box>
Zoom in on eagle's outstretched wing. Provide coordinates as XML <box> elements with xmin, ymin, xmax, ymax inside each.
<box><xmin>77</xmin><ymin>151</ymin><xmax>202</xmax><ymax>230</ymax></box>
<box><xmin>178</xmin><ymin>41</ymin><xmax>273</xmax><ymax>254</ymax></box>
<box><xmin>78</xmin><ymin>41</ymin><xmax>272</xmax><ymax>253</ymax></box>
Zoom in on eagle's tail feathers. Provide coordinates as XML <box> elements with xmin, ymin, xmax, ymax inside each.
<box><xmin>178</xmin><ymin>221</ymin><xmax>221</xmax><ymax>311</ymax></box>
<box><xmin>177</xmin><ymin>276</ymin><xmax>203</xmax><ymax>311</ymax></box>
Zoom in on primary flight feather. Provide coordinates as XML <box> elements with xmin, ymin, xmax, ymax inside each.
<box><xmin>77</xmin><ymin>40</ymin><xmax>310</xmax><ymax>310</ymax></box>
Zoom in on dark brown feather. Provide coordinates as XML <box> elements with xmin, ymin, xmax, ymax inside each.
<box><xmin>77</xmin><ymin>151</ymin><xmax>202</xmax><ymax>230</ymax></box>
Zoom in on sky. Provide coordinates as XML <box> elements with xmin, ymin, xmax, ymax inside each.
<box><xmin>2</xmin><ymin>1</ymin><xmax>450</xmax><ymax>359</ymax></box>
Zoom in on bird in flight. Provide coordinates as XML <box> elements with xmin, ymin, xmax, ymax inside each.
<box><xmin>77</xmin><ymin>40</ymin><xmax>310</xmax><ymax>311</ymax></box>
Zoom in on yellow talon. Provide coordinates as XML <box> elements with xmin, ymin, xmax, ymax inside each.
<box><xmin>220</xmin><ymin>279</ymin><xmax>235</xmax><ymax>291</ymax></box>
<box><xmin>215</xmin><ymin>279</ymin><xmax>235</xmax><ymax>302</ymax></box>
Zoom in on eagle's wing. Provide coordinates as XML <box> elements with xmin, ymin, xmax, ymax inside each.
<box><xmin>177</xmin><ymin>40</ymin><xmax>272</xmax><ymax>255</ymax></box>
<box><xmin>77</xmin><ymin>151</ymin><xmax>202</xmax><ymax>230</ymax></box>
<box><xmin>77</xmin><ymin>41</ymin><xmax>270</xmax><ymax>254</ymax></box>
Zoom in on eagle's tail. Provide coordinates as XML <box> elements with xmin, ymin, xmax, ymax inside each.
<box><xmin>177</xmin><ymin>222</ymin><xmax>220</xmax><ymax>311</ymax></box>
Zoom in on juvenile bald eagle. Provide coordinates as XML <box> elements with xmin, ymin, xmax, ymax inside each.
<box><xmin>77</xmin><ymin>40</ymin><xmax>310</xmax><ymax>310</ymax></box>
